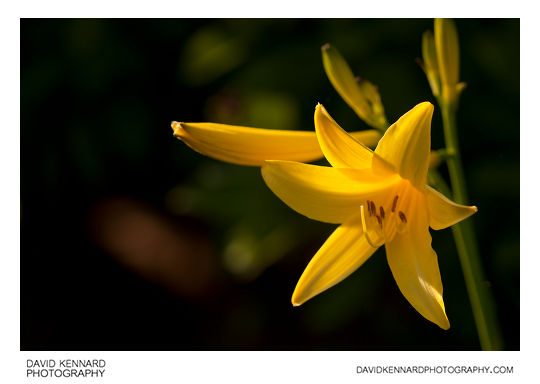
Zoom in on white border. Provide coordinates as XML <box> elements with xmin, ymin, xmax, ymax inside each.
<box><xmin>18</xmin><ymin>351</ymin><xmax>524</xmax><ymax>383</ymax></box>
<box><xmin>13</xmin><ymin>0</ymin><xmax>524</xmax><ymax>18</ymax></box>
<box><xmin>3</xmin><ymin>1</ymin><xmax>537</xmax><ymax>382</ymax></box>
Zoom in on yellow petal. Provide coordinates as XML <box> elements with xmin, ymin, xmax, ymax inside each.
<box><xmin>374</xmin><ymin>102</ymin><xmax>433</xmax><ymax>187</ymax></box>
<box><xmin>261</xmin><ymin>160</ymin><xmax>400</xmax><ymax>224</ymax></box>
<box><xmin>292</xmin><ymin>213</ymin><xmax>379</xmax><ymax>306</ymax></box>
<box><xmin>385</xmin><ymin>191</ymin><xmax>450</xmax><ymax>329</ymax></box>
<box><xmin>435</xmin><ymin>18</ymin><xmax>460</xmax><ymax>104</ymax></box>
<box><xmin>314</xmin><ymin>104</ymin><xmax>375</xmax><ymax>169</ymax></box>
<box><xmin>349</xmin><ymin>130</ymin><xmax>381</xmax><ymax>149</ymax></box>
<box><xmin>172</xmin><ymin>121</ymin><xmax>321</xmax><ymax>166</ymax></box>
<box><xmin>172</xmin><ymin>121</ymin><xmax>380</xmax><ymax>166</ymax></box>
<box><xmin>426</xmin><ymin>185</ymin><xmax>477</xmax><ymax>230</ymax></box>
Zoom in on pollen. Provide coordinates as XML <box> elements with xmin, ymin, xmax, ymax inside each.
<box><xmin>398</xmin><ymin>211</ymin><xmax>407</xmax><ymax>223</ymax></box>
<box><xmin>370</xmin><ymin>201</ymin><xmax>376</xmax><ymax>216</ymax></box>
<box><xmin>391</xmin><ymin>195</ymin><xmax>399</xmax><ymax>212</ymax></box>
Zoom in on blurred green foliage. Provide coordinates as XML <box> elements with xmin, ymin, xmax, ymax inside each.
<box><xmin>21</xmin><ymin>19</ymin><xmax>519</xmax><ymax>350</ymax></box>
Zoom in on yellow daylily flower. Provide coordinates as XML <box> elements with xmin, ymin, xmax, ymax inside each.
<box><xmin>261</xmin><ymin>102</ymin><xmax>477</xmax><ymax>329</ymax></box>
<box><xmin>171</xmin><ymin>121</ymin><xmax>380</xmax><ymax>166</ymax></box>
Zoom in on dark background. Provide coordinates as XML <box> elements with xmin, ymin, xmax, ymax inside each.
<box><xmin>21</xmin><ymin>19</ymin><xmax>519</xmax><ymax>350</ymax></box>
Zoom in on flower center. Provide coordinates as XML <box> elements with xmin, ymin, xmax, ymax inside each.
<box><xmin>360</xmin><ymin>189</ymin><xmax>410</xmax><ymax>248</ymax></box>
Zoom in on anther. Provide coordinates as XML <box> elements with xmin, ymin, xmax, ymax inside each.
<box><xmin>391</xmin><ymin>195</ymin><xmax>399</xmax><ymax>213</ymax></box>
<box><xmin>398</xmin><ymin>211</ymin><xmax>407</xmax><ymax>223</ymax></box>
<box><xmin>376</xmin><ymin>215</ymin><xmax>383</xmax><ymax>228</ymax></box>
<box><xmin>379</xmin><ymin>206</ymin><xmax>385</xmax><ymax>219</ymax></box>
<box><xmin>370</xmin><ymin>201</ymin><xmax>376</xmax><ymax>216</ymax></box>
<box><xmin>366</xmin><ymin>200</ymin><xmax>372</xmax><ymax>216</ymax></box>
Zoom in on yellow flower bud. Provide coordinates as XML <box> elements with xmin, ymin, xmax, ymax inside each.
<box><xmin>321</xmin><ymin>44</ymin><xmax>388</xmax><ymax>130</ymax></box>
<box><xmin>421</xmin><ymin>30</ymin><xmax>441</xmax><ymax>97</ymax></box>
<box><xmin>434</xmin><ymin>18</ymin><xmax>460</xmax><ymax>105</ymax></box>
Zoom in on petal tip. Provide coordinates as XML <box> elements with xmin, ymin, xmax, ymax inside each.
<box><xmin>321</xmin><ymin>43</ymin><xmax>331</xmax><ymax>51</ymax></box>
<box><xmin>314</xmin><ymin>103</ymin><xmax>330</xmax><ymax>119</ymax></box>
<box><xmin>171</xmin><ymin>121</ymin><xmax>186</xmax><ymax>137</ymax></box>
<box><xmin>439</xmin><ymin>318</ymin><xmax>451</xmax><ymax>330</ymax></box>
<box><xmin>291</xmin><ymin>295</ymin><xmax>303</xmax><ymax>307</ymax></box>
<box><xmin>416</xmin><ymin>101</ymin><xmax>435</xmax><ymax>114</ymax></box>
<box><xmin>464</xmin><ymin>204</ymin><xmax>478</xmax><ymax>219</ymax></box>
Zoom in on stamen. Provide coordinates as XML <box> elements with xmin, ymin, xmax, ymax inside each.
<box><xmin>376</xmin><ymin>215</ymin><xmax>382</xmax><ymax>228</ymax></box>
<box><xmin>370</xmin><ymin>201</ymin><xmax>376</xmax><ymax>216</ymax></box>
<box><xmin>366</xmin><ymin>200</ymin><xmax>372</xmax><ymax>216</ymax></box>
<box><xmin>391</xmin><ymin>195</ymin><xmax>399</xmax><ymax>212</ymax></box>
<box><xmin>360</xmin><ymin>205</ymin><xmax>384</xmax><ymax>249</ymax></box>
<box><xmin>379</xmin><ymin>206</ymin><xmax>385</xmax><ymax>219</ymax></box>
<box><xmin>398</xmin><ymin>211</ymin><xmax>407</xmax><ymax>223</ymax></box>
<box><xmin>393</xmin><ymin>213</ymin><xmax>408</xmax><ymax>234</ymax></box>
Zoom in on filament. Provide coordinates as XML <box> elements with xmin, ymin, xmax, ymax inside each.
<box><xmin>360</xmin><ymin>205</ymin><xmax>384</xmax><ymax>249</ymax></box>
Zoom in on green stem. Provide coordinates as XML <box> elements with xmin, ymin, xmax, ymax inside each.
<box><xmin>439</xmin><ymin>102</ymin><xmax>503</xmax><ymax>350</ymax></box>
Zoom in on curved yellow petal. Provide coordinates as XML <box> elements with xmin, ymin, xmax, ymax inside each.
<box><xmin>292</xmin><ymin>213</ymin><xmax>379</xmax><ymax>306</ymax></box>
<box><xmin>384</xmin><ymin>191</ymin><xmax>450</xmax><ymax>329</ymax></box>
<box><xmin>172</xmin><ymin>121</ymin><xmax>380</xmax><ymax>166</ymax></box>
<box><xmin>172</xmin><ymin>122</ymin><xmax>322</xmax><ymax>166</ymax></box>
<box><xmin>426</xmin><ymin>186</ymin><xmax>477</xmax><ymax>230</ymax></box>
<box><xmin>314</xmin><ymin>104</ymin><xmax>375</xmax><ymax>169</ymax></box>
<box><xmin>349</xmin><ymin>130</ymin><xmax>381</xmax><ymax>149</ymax></box>
<box><xmin>374</xmin><ymin>102</ymin><xmax>433</xmax><ymax>187</ymax></box>
<box><xmin>261</xmin><ymin>160</ymin><xmax>400</xmax><ymax>224</ymax></box>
